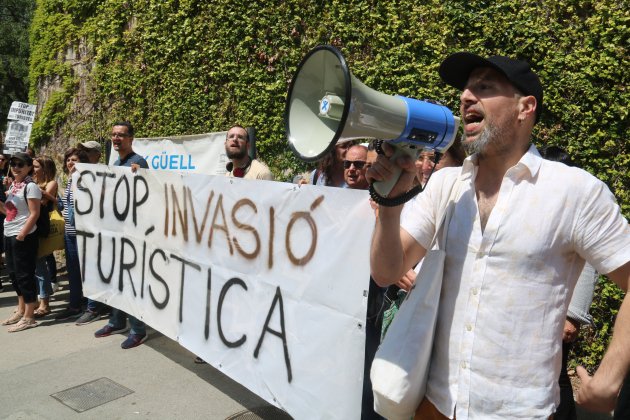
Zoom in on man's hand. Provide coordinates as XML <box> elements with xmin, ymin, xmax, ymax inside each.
<box><xmin>575</xmin><ymin>366</ymin><xmax>618</xmax><ymax>413</ymax></box>
<box><xmin>365</xmin><ymin>143</ymin><xmax>417</xmax><ymax>198</ymax></box>
<box><xmin>563</xmin><ymin>318</ymin><xmax>580</xmax><ymax>343</ymax></box>
<box><xmin>396</xmin><ymin>269</ymin><xmax>416</xmax><ymax>292</ymax></box>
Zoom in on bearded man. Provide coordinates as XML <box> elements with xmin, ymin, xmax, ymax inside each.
<box><xmin>224</xmin><ymin>125</ymin><xmax>273</xmax><ymax>180</ymax></box>
<box><xmin>368</xmin><ymin>53</ymin><xmax>630</xmax><ymax>419</ymax></box>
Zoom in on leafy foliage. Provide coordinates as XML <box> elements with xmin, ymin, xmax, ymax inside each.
<box><xmin>29</xmin><ymin>0</ymin><xmax>628</xmax><ymax>371</ymax></box>
<box><xmin>0</xmin><ymin>0</ymin><xmax>35</xmax><ymax>132</ymax></box>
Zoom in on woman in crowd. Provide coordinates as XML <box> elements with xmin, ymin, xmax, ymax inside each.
<box><xmin>32</xmin><ymin>156</ymin><xmax>59</xmax><ymax>317</ymax></box>
<box><xmin>0</xmin><ymin>152</ymin><xmax>42</xmax><ymax>332</ymax></box>
<box><xmin>0</xmin><ymin>154</ymin><xmax>9</xmax><ymax>290</ymax></box>
<box><xmin>54</xmin><ymin>148</ymin><xmax>89</xmax><ymax>320</ymax></box>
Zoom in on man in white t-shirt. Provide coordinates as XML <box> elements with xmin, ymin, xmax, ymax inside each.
<box><xmin>368</xmin><ymin>53</ymin><xmax>630</xmax><ymax>419</ymax></box>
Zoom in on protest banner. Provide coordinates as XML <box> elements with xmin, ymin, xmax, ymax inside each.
<box><xmin>107</xmin><ymin>132</ymin><xmax>228</xmax><ymax>175</ymax></box>
<box><xmin>74</xmin><ymin>163</ymin><xmax>373</xmax><ymax>419</ymax></box>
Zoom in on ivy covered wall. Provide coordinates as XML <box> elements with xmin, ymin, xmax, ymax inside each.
<box><xmin>29</xmin><ymin>0</ymin><xmax>628</xmax><ymax>371</ymax></box>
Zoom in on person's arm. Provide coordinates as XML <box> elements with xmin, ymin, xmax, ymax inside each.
<box><xmin>564</xmin><ymin>263</ymin><xmax>599</xmax><ymax>342</ymax></box>
<box><xmin>576</xmin><ymin>261</ymin><xmax>630</xmax><ymax>412</ymax></box>
<box><xmin>40</xmin><ymin>180</ymin><xmax>58</xmax><ymax>205</ymax></box>
<box><xmin>18</xmin><ymin>195</ymin><xmax>41</xmax><ymax>241</ymax></box>
<box><xmin>568</xmin><ymin>262</ymin><xmax>598</xmax><ymax>326</ymax></box>
<box><xmin>367</xmin><ymin>143</ymin><xmax>426</xmax><ymax>286</ymax></box>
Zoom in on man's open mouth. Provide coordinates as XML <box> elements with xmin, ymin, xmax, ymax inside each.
<box><xmin>464</xmin><ymin>110</ymin><xmax>484</xmax><ymax>132</ymax></box>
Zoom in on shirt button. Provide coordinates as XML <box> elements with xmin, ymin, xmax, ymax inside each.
<box><xmin>461</xmin><ymin>361</ymin><xmax>467</xmax><ymax>369</ymax></box>
<box><xmin>472</xmin><ymin>288</ymin><xmax>478</xmax><ymax>295</ymax></box>
<box><xmin>466</xmin><ymin>324</ymin><xmax>472</xmax><ymax>331</ymax></box>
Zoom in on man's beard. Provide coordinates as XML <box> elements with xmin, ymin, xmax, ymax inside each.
<box><xmin>226</xmin><ymin>149</ymin><xmax>247</xmax><ymax>160</ymax></box>
<box><xmin>463</xmin><ymin>121</ymin><xmax>501</xmax><ymax>156</ymax></box>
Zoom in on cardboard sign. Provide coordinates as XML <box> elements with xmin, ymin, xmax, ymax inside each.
<box><xmin>7</xmin><ymin>101</ymin><xmax>37</xmax><ymax>123</ymax></box>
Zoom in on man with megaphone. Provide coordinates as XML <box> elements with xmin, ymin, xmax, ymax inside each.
<box><xmin>368</xmin><ymin>52</ymin><xmax>630</xmax><ymax>419</ymax></box>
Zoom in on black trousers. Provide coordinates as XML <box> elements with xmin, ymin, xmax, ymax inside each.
<box><xmin>615</xmin><ymin>375</ymin><xmax>630</xmax><ymax>419</ymax></box>
<box><xmin>4</xmin><ymin>232</ymin><xmax>39</xmax><ymax>304</ymax></box>
<box><xmin>556</xmin><ymin>341</ymin><xmax>576</xmax><ymax>420</ymax></box>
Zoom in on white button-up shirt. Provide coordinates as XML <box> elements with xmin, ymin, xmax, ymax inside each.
<box><xmin>401</xmin><ymin>145</ymin><xmax>630</xmax><ymax>419</ymax></box>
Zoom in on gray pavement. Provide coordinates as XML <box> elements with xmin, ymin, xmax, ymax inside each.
<box><xmin>0</xmin><ymin>267</ymin><xmax>615</xmax><ymax>420</ymax></box>
<box><xmin>0</xmin><ymin>268</ymin><xmax>290</xmax><ymax>420</ymax></box>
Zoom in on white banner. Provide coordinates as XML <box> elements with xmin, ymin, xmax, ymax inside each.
<box><xmin>74</xmin><ymin>164</ymin><xmax>374</xmax><ymax>419</ymax></box>
<box><xmin>108</xmin><ymin>132</ymin><xmax>228</xmax><ymax>175</ymax></box>
<box><xmin>7</xmin><ymin>101</ymin><xmax>37</xmax><ymax>123</ymax></box>
<box><xmin>3</xmin><ymin>121</ymin><xmax>32</xmax><ymax>154</ymax></box>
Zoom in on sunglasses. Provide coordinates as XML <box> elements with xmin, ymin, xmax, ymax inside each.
<box><xmin>9</xmin><ymin>161</ymin><xmax>26</xmax><ymax>168</ymax></box>
<box><xmin>343</xmin><ymin>160</ymin><xmax>367</xmax><ymax>169</ymax></box>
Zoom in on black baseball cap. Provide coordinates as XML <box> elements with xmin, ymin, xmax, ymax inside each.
<box><xmin>10</xmin><ymin>152</ymin><xmax>33</xmax><ymax>166</ymax></box>
<box><xmin>439</xmin><ymin>52</ymin><xmax>543</xmax><ymax>122</ymax></box>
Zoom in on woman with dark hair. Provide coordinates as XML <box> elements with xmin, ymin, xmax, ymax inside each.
<box><xmin>1</xmin><ymin>152</ymin><xmax>42</xmax><ymax>332</ymax></box>
<box><xmin>32</xmin><ymin>156</ymin><xmax>59</xmax><ymax>317</ymax></box>
<box><xmin>54</xmin><ymin>148</ymin><xmax>90</xmax><ymax>321</ymax></box>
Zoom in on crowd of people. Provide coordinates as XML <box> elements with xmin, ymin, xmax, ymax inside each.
<box><xmin>0</xmin><ymin>124</ymin><xmax>152</xmax><ymax>349</ymax></box>
<box><xmin>1</xmin><ymin>52</ymin><xmax>629</xmax><ymax>419</ymax></box>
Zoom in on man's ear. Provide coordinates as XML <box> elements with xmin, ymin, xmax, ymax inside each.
<box><xmin>518</xmin><ymin>95</ymin><xmax>537</xmax><ymax>121</ymax></box>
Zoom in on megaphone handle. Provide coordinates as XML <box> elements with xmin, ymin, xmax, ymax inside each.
<box><xmin>372</xmin><ymin>146</ymin><xmax>418</xmax><ymax>197</ymax></box>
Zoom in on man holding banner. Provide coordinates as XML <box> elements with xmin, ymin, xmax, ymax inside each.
<box><xmin>368</xmin><ymin>53</ymin><xmax>630</xmax><ymax>418</ymax></box>
<box><xmin>94</xmin><ymin>121</ymin><xmax>150</xmax><ymax>349</ymax></box>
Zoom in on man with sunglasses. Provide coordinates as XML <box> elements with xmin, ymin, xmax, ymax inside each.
<box><xmin>343</xmin><ymin>144</ymin><xmax>369</xmax><ymax>190</ymax></box>
<box><xmin>368</xmin><ymin>53</ymin><xmax>630</xmax><ymax>418</ymax></box>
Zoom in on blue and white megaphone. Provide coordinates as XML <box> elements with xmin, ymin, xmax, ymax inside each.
<box><xmin>285</xmin><ymin>45</ymin><xmax>460</xmax><ymax>197</ymax></box>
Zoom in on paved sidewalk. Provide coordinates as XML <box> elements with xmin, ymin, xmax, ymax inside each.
<box><xmin>0</xmin><ymin>268</ymin><xmax>614</xmax><ymax>420</ymax></box>
<box><xmin>0</xmin><ymin>269</ymin><xmax>290</xmax><ymax>420</ymax></box>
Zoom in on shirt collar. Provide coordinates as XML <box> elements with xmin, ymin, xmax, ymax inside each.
<box><xmin>461</xmin><ymin>144</ymin><xmax>542</xmax><ymax>180</ymax></box>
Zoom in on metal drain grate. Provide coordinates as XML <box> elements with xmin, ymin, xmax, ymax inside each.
<box><xmin>226</xmin><ymin>406</ymin><xmax>293</xmax><ymax>420</ymax></box>
<box><xmin>51</xmin><ymin>377</ymin><xmax>134</xmax><ymax>413</ymax></box>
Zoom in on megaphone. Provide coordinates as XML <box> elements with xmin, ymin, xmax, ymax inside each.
<box><xmin>285</xmin><ymin>45</ymin><xmax>460</xmax><ymax>198</ymax></box>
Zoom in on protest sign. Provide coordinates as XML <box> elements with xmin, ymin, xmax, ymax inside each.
<box><xmin>75</xmin><ymin>164</ymin><xmax>373</xmax><ymax>419</ymax></box>
<box><xmin>108</xmin><ymin>132</ymin><xmax>228</xmax><ymax>175</ymax></box>
<box><xmin>3</xmin><ymin>121</ymin><xmax>32</xmax><ymax>154</ymax></box>
<box><xmin>7</xmin><ymin>101</ymin><xmax>36</xmax><ymax>124</ymax></box>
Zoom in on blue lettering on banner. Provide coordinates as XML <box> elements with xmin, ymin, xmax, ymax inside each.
<box><xmin>148</xmin><ymin>152</ymin><xmax>196</xmax><ymax>171</ymax></box>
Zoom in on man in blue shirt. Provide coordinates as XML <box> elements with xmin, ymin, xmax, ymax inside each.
<box><xmin>94</xmin><ymin>121</ymin><xmax>149</xmax><ymax>349</ymax></box>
